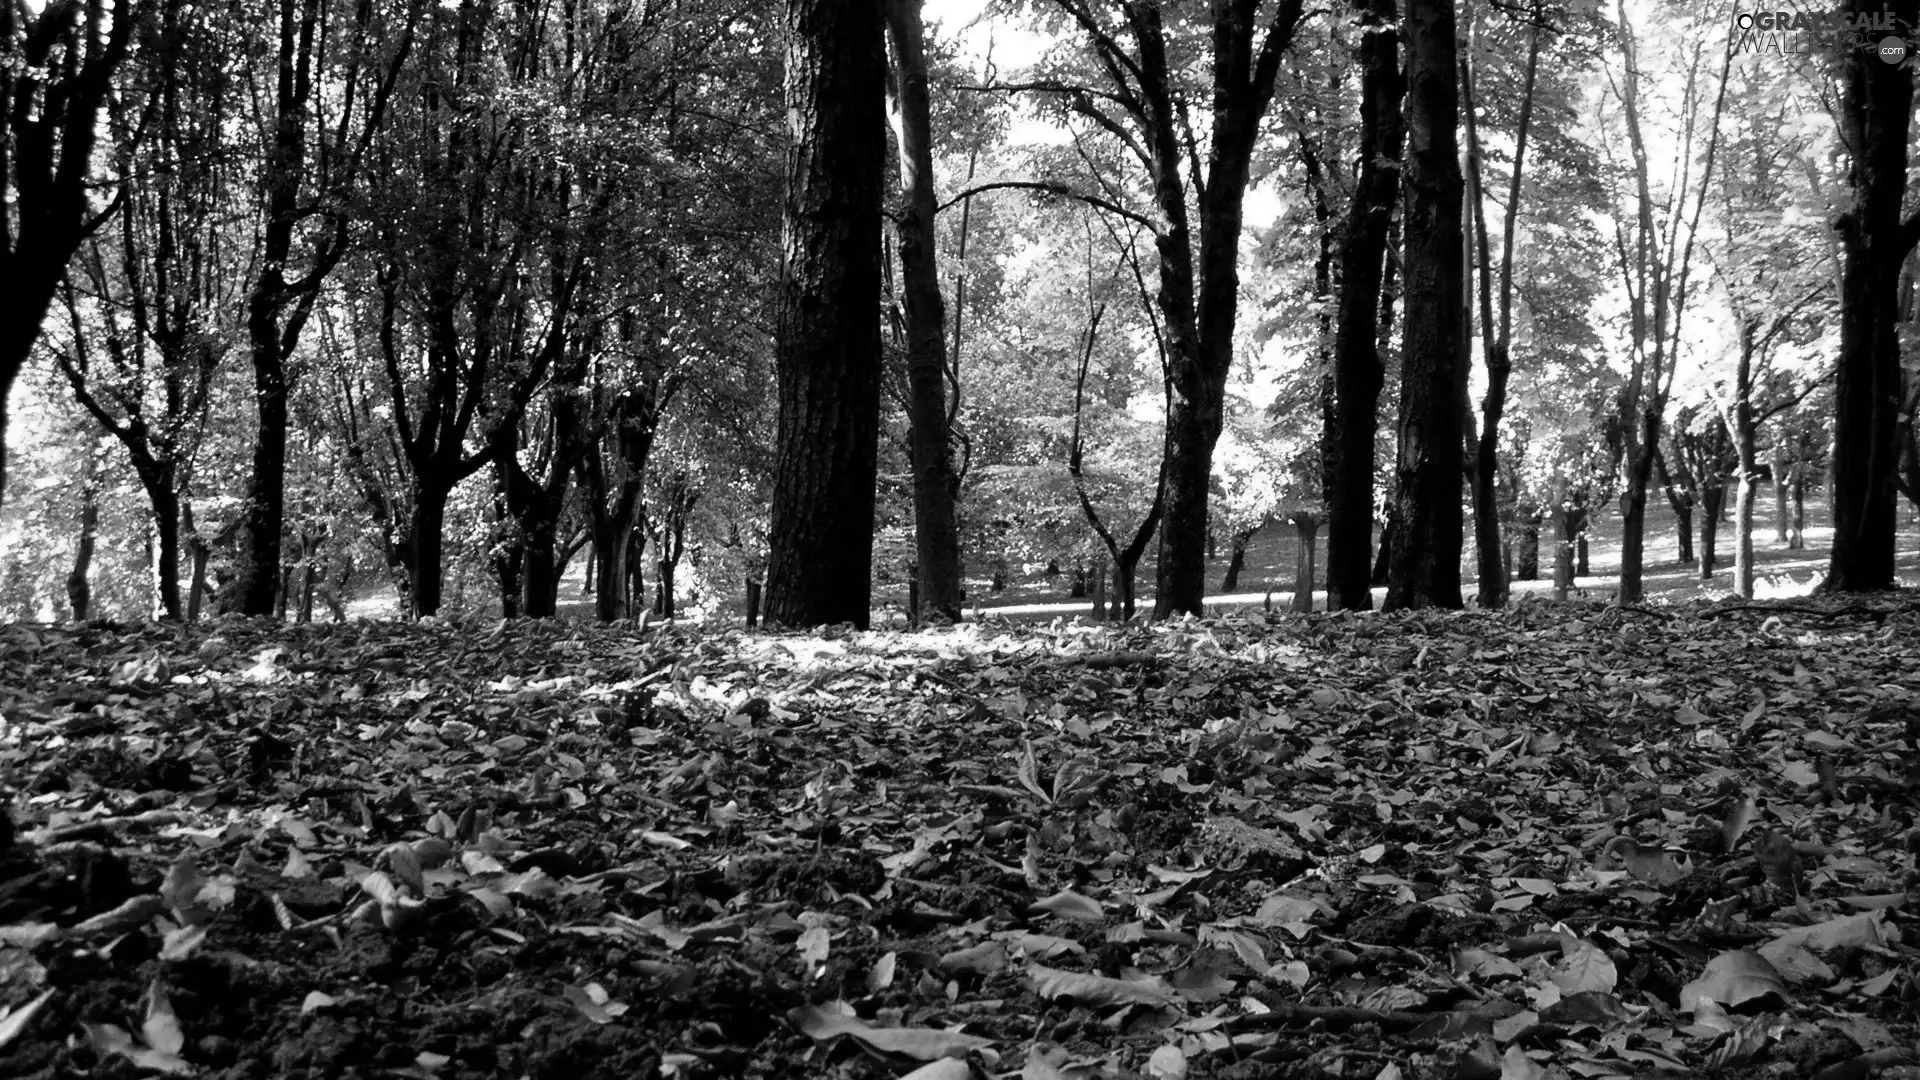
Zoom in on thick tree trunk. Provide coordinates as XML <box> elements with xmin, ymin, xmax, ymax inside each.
<box><xmin>1327</xmin><ymin>0</ymin><xmax>1404</xmax><ymax>612</ymax></box>
<box><xmin>765</xmin><ymin>0</ymin><xmax>886</xmax><ymax>630</ymax></box>
<box><xmin>1384</xmin><ymin>0</ymin><xmax>1465</xmax><ymax>611</ymax></box>
<box><xmin>885</xmin><ymin>0</ymin><xmax>963</xmax><ymax>622</ymax></box>
<box><xmin>407</xmin><ymin>484</ymin><xmax>451</xmax><ymax>617</ymax></box>
<box><xmin>1827</xmin><ymin>0</ymin><xmax>1917</xmax><ymax>591</ymax></box>
<box><xmin>1290</xmin><ymin>512</ymin><xmax>1319</xmax><ymax>613</ymax></box>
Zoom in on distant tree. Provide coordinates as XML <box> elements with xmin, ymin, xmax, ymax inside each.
<box><xmin>230</xmin><ymin>0</ymin><xmax>416</xmax><ymax>615</ymax></box>
<box><xmin>764</xmin><ymin>0</ymin><xmax>887</xmax><ymax>629</ymax></box>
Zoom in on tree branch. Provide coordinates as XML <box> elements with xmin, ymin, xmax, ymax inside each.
<box><xmin>937</xmin><ymin>181</ymin><xmax>1157</xmax><ymax>230</ymax></box>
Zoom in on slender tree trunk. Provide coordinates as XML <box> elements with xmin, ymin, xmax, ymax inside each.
<box><xmin>1771</xmin><ymin>442</ymin><xmax>1789</xmax><ymax>542</ymax></box>
<box><xmin>885</xmin><ymin>0</ymin><xmax>963</xmax><ymax>621</ymax></box>
<box><xmin>1385</xmin><ymin>0</ymin><xmax>1466</xmax><ymax>611</ymax></box>
<box><xmin>66</xmin><ymin>476</ymin><xmax>100</xmax><ymax>620</ymax></box>
<box><xmin>1700</xmin><ymin>482</ymin><xmax>1725</xmax><ymax>578</ymax></box>
<box><xmin>1553</xmin><ymin>500</ymin><xmax>1574</xmax><ymax>601</ymax></box>
<box><xmin>1220</xmin><ymin>524</ymin><xmax>1259</xmax><ymax>591</ymax></box>
<box><xmin>766</xmin><ymin>0</ymin><xmax>886</xmax><ymax>629</ymax></box>
<box><xmin>1827</xmin><ymin>0</ymin><xmax>1917</xmax><ymax>591</ymax></box>
<box><xmin>1328</xmin><ymin>0</ymin><xmax>1404</xmax><ymax>611</ymax></box>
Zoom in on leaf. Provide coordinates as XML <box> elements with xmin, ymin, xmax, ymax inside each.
<box><xmin>0</xmin><ymin>990</ymin><xmax>54</xmax><ymax>1050</ymax></box>
<box><xmin>564</xmin><ymin>983</ymin><xmax>623</xmax><ymax>1024</ymax></box>
<box><xmin>1028</xmin><ymin>889</ymin><xmax>1104</xmax><ymax>922</ymax></box>
<box><xmin>867</xmin><ymin>950</ymin><xmax>898</xmax><ymax>993</ymax></box>
<box><xmin>301</xmin><ymin>991</ymin><xmax>337</xmax><ymax>1015</ymax></box>
<box><xmin>939</xmin><ymin>941</ymin><xmax>1008</xmax><ymax>975</ymax></box>
<box><xmin>787</xmin><ymin>1001</ymin><xmax>993</xmax><ymax>1060</ymax></box>
<box><xmin>143</xmin><ymin>979</ymin><xmax>185</xmax><ymax>1056</ymax></box>
<box><xmin>797</xmin><ymin>925</ymin><xmax>832</xmax><ymax>967</ymax></box>
<box><xmin>1146</xmin><ymin>1044</ymin><xmax>1186</xmax><ymax>1078</ymax></box>
<box><xmin>1549</xmin><ymin>940</ymin><xmax>1618</xmax><ymax>995</ymax></box>
<box><xmin>900</xmin><ymin>1060</ymin><xmax>974</xmax><ymax>1080</ymax></box>
<box><xmin>1679</xmin><ymin>950</ymin><xmax>1788</xmax><ymax>1011</ymax></box>
<box><xmin>1027</xmin><ymin>963</ymin><xmax>1177</xmax><ymax>1006</ymax></box>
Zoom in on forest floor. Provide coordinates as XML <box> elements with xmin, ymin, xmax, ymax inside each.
<box><xmin>1</xmin><ymin>595</ymin><xmax>1918</xmax><ymax>1078</ymax></box>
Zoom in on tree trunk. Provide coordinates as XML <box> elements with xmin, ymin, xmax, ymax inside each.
<box><xmin>1734</xmin><ymin>451</ymin><xmax>1758</xmax><ymax>598</ymax></box>
<box><xmin>1462</xmin><ymin>17</ymin><xmax>1536</xmax><ymax>611</ymax></box>
<box><xmin>1290</xmin><ymin>512</ymin><xmax>1319</xmax><ymax>613</ymax></box>
<box><xmin>407</xmin><ymin>485</ymin><xmax>451</xmax><ymax>617</ymax></box>
<box><xmin>1771</xmin><ymin>442</ymin><xmax>1789</xmax><ymax>543</ymax></box>
<box><xmin>1384</xmin><ymin>0</ymin><xmax>1465</xmax><ymax>611</ymax></box>
<box><xmin>1699</xmin><ymin>481</ymin><xmax>1725</xmax><ymax>578</ymax></box>
<box><xmin>1516</xmin><ymin>514</ymin><xmax>1540</xmax><ymax>580</ymax></box>
<box><xmin>1790</xmin><ymin>465</ymin><xmax>1807</xmax><ymax>549</ymax></box>
<box><xmin>1371</xmin><ymin>513</ymin><xmax>1394</xmax><ymax>586</ymax></box>
<box><xmin>765</xmin><ymin>0</ymin><xmax>886</xmax><ymax>630</ymax></box>
<box><xmin>1098</xmin><ymin>549</ymin><xmax>1113</xmax><ymax>618</ymax></box>
<box><xmin>1826</xmin><ymin>0</ymin><xmax>1917</xmax><ymax>591</ymax></box>
<box><xmin>1327</xmin><ymin>0</ymin><xmax>1405</xmax><ymax>612</ymax></box>
<box><xmin>66</xmin><ymin>477</ymin><xmax>100</xmax><ymax>621</ymax></box>
<box><xmin>1553</xmin><ymin>502</ymin><xmax>1574</xmax><ymax>601</ymax></box>
<box><xmin>1220</xmin><ymin>524</ymin><xmax>1259</xmax><ymax>591</ymax></box>
<box><xmin>885</xmin><ymin>0</ymin><xmax>963</xmax><ymax>622</ymax></box>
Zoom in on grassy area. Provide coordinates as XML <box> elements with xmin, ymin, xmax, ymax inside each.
<box><xmin>958</xmin><ymin>489</ymin><xmax>1920</xmax><ymax>618</ymax></box>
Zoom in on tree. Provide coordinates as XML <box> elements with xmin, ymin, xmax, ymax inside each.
<box><xmin>1382</xmin><ymin>0</ymin><xmax>1465</xmax><ymax>610</ymax></box>
<box><xmin>1826</xmin><ymin>0</ymin><xmax>1919</xmax><ymax>591</ymax></box>
<box><xmin>1460</xmin><ymin>4</ymin><xmax>1544</xmax><ymax>609</ymax></box>
<box><xmin>886</xmin><ymin>0</ymin><xmax>964</xmax><ymax>622</ymax></box>
<box><xmin>0</xmin><ymin>0</ymin><xmax>146</xmax><ymax>507</ymax></box>
<box><xmin>764</xmin><ymin>0</ymin><xmax>887</xmax><ymax>629</ymax></box>
<box><xmin>231</xmin><ymin>0</ymin><xmax>415</xmax><ymax>615</ymax></box>
<box><xmin>1004</xmin><ymin>1</ymin><xmax>1306</xmax><ymax>617</ymax></box>
<box><xmin>1325</xmin><ymin>0</ymin><xmax>1404</xmax><ymax>611</ymax></box>
<box><xmin>50</xmin><ymin>0</ymin><xmax>236</xmax><ymax>620</ymax></box>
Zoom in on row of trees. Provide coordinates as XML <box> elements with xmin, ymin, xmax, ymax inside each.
<box><xmin>1</xmin><ymin>0</ymin><xmax>1914</xmax><ymax>626</ymax></box>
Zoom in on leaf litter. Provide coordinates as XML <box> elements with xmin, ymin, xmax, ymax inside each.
<box><xmin>0</xmin><ymin>598</ymin><xmax>1914</xmax><ymax>1078</ymax></box>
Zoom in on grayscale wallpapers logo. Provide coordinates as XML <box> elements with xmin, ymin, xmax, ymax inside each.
<box><xmin>1730</xmin><ymin>7</ymin><xmax>1915</xmax><ymax>65</ymax></box>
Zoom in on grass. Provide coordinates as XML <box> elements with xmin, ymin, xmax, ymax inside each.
<box><xmin>955</xmin><ymin>489</ymin><xmax>1920</xmax><ymax>620</ymax></box>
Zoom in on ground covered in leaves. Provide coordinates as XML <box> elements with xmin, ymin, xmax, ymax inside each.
<box><xmin>1</xmin><ymin>598</ymin><xmax>1918</xmax><ymax>1080</ymax></box>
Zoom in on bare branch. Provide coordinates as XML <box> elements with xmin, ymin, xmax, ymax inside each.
<box><xmin>937</xmin><ymin>180</ymin><xmax>1157</xmax><ymax>230</ymax></box>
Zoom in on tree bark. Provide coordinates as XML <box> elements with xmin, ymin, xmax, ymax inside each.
<box><xmin>1327</xmin><ymin>0</ymin><xmax>1404</xmax><ymax>611</ymax></box>
<box><xmin>885</xmin><ymin>0</ymin><xmax>963</xmax><ymax>622</ymax></box>
<box><xmin>1384</xmin><ymin>0</ymin><xmax>1465</xmax><ymax>611</ymax></box>
<box><xmin>1290</xmin><ymin>512</ymin><xmax>1319</xmax><ymax>613</ymax></box>
<box><xmin>765</xmin><ymin>0</ymin><xmax>887</xmax><ymax>629</ymax></box>
<box><xmin>1827</xmin><ymin>0</ymin><xmax>1918</xmax><ymax>591</ymax></box>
